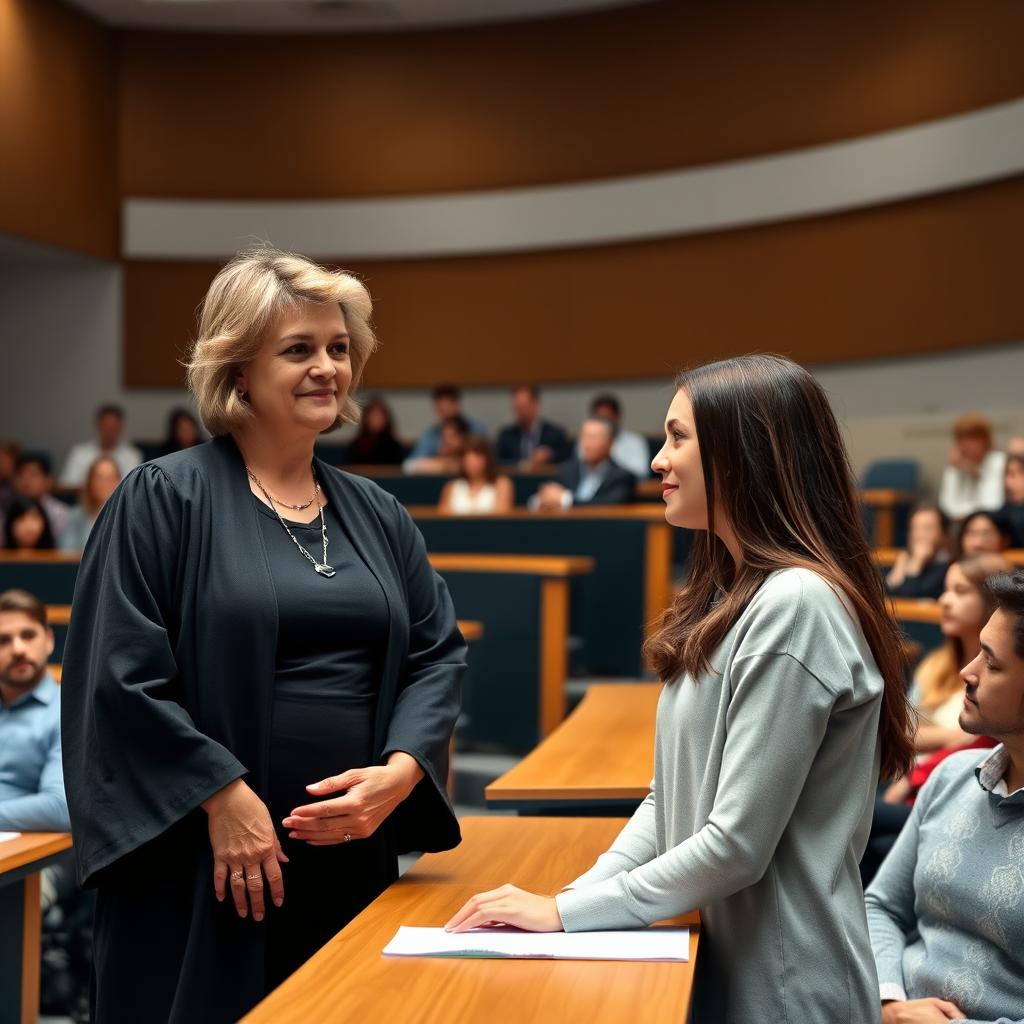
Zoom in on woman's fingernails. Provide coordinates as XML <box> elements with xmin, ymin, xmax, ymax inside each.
<box><xmin>289</xmin><ymin>832</ymin><xmax>299</xmax><ymax>839</ymax></box>
<box><xmin>254</xmin><ymin>913</ymin><xmax>263</xmax><ymax>922</ymax></box>
<box><xmin>274</xmin><ymin>897</ymin><xmax>283</xmax><ymax>907</ymax></box>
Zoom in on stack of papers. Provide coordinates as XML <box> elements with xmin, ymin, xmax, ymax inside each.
<box><xmin>382</xmin><ymin>926</ymin><xmax>689</xmax><ymax>961</ymax></box>
<box><xmin>0</xmin><ymin>832</ymin><xmax>22</xmax><ymax>844</ymax></box>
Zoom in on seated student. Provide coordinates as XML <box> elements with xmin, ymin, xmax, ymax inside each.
<box><xmin>865</xmin><ymin>568</ymin><xmax>1024</xmax><ymax>1024</ymax></box>
<box><xmin>938</xmin><ymin>412</ymin><xmax>1006</xmax><ymax>521</ymax></box>
<box><xmin>160</xmin><ymin>407</ymin><xmax>204</xmax><ymax>457</ymax></box>
<box><xmin>0</xmin><ymin>439</ymin><xmax>19</xmax><ymax>516</ymax></box>
<box><xmin>2</xmin><ymin>497</ymin><xmax>56</xmax><ymax>551</ymax></box>
<box><xmin>404</xmin><ymin>385</ymin><xmax>488</xmax><ymax>465</ymax></box>
<box><xmin>495</xmin><ymin>384</ymin><xmax>571</xmax><ymax>467</ymax></box>
<box><xmin>585</xmin><ymin>393</ymin><xmax>651</xmax><ymax>479</ymax></box>
<box><xmin>957</xmin><ymin>509</ymin><xmax>1013</xmax><ymax>558</ymax></box>
<box><xmin>1006</xmin><ymin>435</ymin><xmax>1024</xmax><ymax>457</ymax></box>
<box><xmin>885</xmin><ymin>504</ymin><xmax>950</xmax><ymax>599</ymax></box>
<box><xmin>863</xmin><ymin>554</ymin><xmax>1011</xmax><ymax>883</ymax></box>
<box><xmin>404</xmin><ymin>414</ymin><xmax>470</xmax><ymax>475</ymax></box>
<box><xmin>999</xmin><ymin>452</ymin><xmax>1024</xmax><ymax>547</ymax></box>
<box><xmin>60</xmin><ymin>455</ymin><xmax>121</xmax><ymax>551</ymax></box>
<box><xmin>0</xmin><ymin>589</ymin><xmax>68</xmax><ymax>831</ymax></box>
<box><xmin>59</xmin><ymin>403</ymin><xmax>142</xmax><ymax>487</ymax></box>
<box><xmin>344</xmin><ymin>395</ymin><xmax>407</xmax><ymax>466</ymax></box>
<box><xmin>530</xmin><ymin>417</ymin><xmax>635</xmax><ymax>510</ymax></box>
<box><xmin>3</xmin><ymin>453</ymin><xmax>68</xmax><ymax>542</ymax></box>
<box><xmin>439</xmin><ymin>435</ymin><xmax>513</xmax><ymax>514</ymax></box>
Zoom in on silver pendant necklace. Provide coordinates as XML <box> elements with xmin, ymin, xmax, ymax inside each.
<box><xmin>247</xmin><ymin>465</ymin><xmax>336</xmax><ymax>577</ymax></box>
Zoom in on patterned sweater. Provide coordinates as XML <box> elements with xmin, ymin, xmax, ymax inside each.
<box><xmin>865</xmin><ymin>746</ymin><xmax>1024</xmax><ymax>1024</ymax></box>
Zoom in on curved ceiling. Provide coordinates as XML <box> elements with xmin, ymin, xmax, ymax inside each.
<box><xmin>62</xmin><ymin>0</ymin><xmax>658</xmax><ymax>33</ymax></box>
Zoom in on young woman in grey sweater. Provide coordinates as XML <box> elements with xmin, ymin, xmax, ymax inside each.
<box><xmin>446</xmin><ymin>355</ymin><xmax>916</xmax><ymax>1023</ymax></box>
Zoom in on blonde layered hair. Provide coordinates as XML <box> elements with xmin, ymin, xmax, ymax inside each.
<box><xmin>185</xmin><ymin>247</ymin><xmax>377</xmax><ymax>436</ymax></box>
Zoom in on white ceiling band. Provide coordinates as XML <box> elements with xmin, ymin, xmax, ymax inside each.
<box><xmin>123</xmin><ymin>97</ymin><xmax>1024</xmax><ymax>261</ymax></box>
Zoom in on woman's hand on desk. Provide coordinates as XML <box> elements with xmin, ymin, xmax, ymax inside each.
<box><xmin>444</xmin><ymin>885</ymin><xmax>564</xmax><ymax>934</ymax></box>
<box><xmin>283</xmin><ymin>754</ymin><xmax>424</xmax><ymax>846</ymax></box>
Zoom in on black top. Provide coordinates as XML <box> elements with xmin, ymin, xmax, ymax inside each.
<box><xmin>557</xmin><ymin>456</ymin><xmax>637</xmax><ymax>505</ymax></box>
<box><xmin>254</xmin><ymin>496</ymin><xmax>388</xmax><ymax>702</ymax></box>
<box><xmin>999</xmin><ymin>502</ymin><xmax>1024</xmax><ymax>548</ymax></box>
<box><xmin>495</xmin><ymin>418</ymin><xmax>571</xmax><ymax>464</ymax></box>
<box><xmin>885</xmin><ymin>555</ymin><xmax>949</xmax><ymax>600</ymax></box>
<box><xmin>344</xmin><ymin>432</ymin><xmax>408</xmax><ymax>465</ymax></box>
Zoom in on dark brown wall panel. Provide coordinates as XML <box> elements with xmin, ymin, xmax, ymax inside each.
<box><xmin>123</xmin><ymin>176</ymin><xmax>1024</xmax><ymax>389</ymax></box>
<box><xmin>119</xmin><ymin>1</ymin><xmax>1024</xmax><ymax>200</ymax></box>
<box><xmin>0</xmin><ymin>0</ymin><xmax>118</xmax><ymax>258</ymax></box>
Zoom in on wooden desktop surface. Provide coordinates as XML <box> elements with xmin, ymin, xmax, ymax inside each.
<box><xmin>889</xmin><ymin>598</ymin><xmax>943</xmax><ymax>625</ymax></box>
<box><xmin>0</xmin><ymin>832</ymin><xmax>72</xmax><ymax>878</ymax></box>
<box><xmin>875</xmin><ymin>548</ymin><xmax>1024</xmax><ymax>569</ymax></box>
<box><xmin>409</xmin><ymin>504</ymin><xmax>668</xmax><ymax>522</ymax></box>
<box><xmin>242</xmin><ymin>817</ymin><xmax>697</xmax><ymax>1024</ymax></box>
<box><xmin>429</xmin><ymin>553</ymin><xmax>593</xmax><ymax>577</ymax></box>
<box><xmin>487</xmin><ymin>683</ymin><xmax>660</xmax><ymax>805</ymax></box>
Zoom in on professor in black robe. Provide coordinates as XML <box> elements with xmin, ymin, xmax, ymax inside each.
<box><xmin>61</xmin><ymin>250</ymin><xmax>466</xmax><ymax>1022</ymax></box>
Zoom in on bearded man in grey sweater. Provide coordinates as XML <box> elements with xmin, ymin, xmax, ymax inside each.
<box><xmin>865</xmin><ymin>568</ymin><xmax>1024</xmax><ymax>1024</ymax></box>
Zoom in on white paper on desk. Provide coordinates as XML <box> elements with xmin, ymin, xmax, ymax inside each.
<box><xmin>382</xmin><ymin>926</ymin><xmax>689</xmax><ymax>961</ymax></box>
<box><xmin>0</xmin><ymin>832</ymin><xmax>22</xmax><ymax>843</ymax></box>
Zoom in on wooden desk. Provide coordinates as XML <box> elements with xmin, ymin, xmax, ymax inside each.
<box><xmin>0</xmin><ymin>832</ymin><xmax>73</xmax><ymax>1024</ymax></box>
<box><xmin>412</xmin><ymin>507</ymin><xmax>676</xmax><ymax>677</ymax></box>
<box><xmin>889</xmin><ymin>599</ymin><xmax>942</xmax><ymax>625</ymax></box>
<box><xmin>242</xmin><ymin>817</ymin><xmax>698</xmax><ymax>1024</ymax></box>
<box><xmin>458</xmin><ymin>620</ymin><xmax>483</xmax><ymax>643</ymax></box>
<box><xmin>876</xmin><ymin>547</ymin><xmax>1024</xmax><ymax>569</ymax></box>
<box><xmin>429</xmin><ymin>554</ymin><xmax>593</xmax><ymax>747</ymax></box>
<box><xmin>859</xmin><ymin>490</ymin><xmax>916</xmax><ymax>548</ymax></box>
<box><xmin>487</xmin><ymin>683</ymin><xmax>660</xmax><ymax>815</ymax></box>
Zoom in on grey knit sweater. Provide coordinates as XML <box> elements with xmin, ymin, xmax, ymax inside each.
<box><xmin>865</xmin><ymin>746</ymin><xmax>1024</xmax><ymax>1024</ymax></box>
<box><xmin>555</xmin><ymin>568</ymin><xmax>885</xmax><ymax>1023</ymax></box>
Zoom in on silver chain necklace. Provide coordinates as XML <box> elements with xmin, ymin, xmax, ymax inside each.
<box><xmin>247</xmin><ymin>465</ymin><xmax>336</xmax><ymax>577</ymax></box>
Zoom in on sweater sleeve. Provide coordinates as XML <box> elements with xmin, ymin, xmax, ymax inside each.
<box><xmin>863</xmin><ymin>773</ymin><xmax>932</xmax><ymax>998</ymax></box>
<box><xmin>559</xmin><ymin>784</ymin><xmax>658</xmax><ymax>893</ymax></box>
<box><xmin>556</xmin><ymin>649</ymin><xmax>836</xmax><ymax>930</ymax></box>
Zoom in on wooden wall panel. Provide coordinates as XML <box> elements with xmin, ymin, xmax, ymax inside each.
<box><xmin>118</xmin><ymin>0</ymin><xmax>1024</xmax><ymax>200</ymax></box>
<box><xmin>0</xmin><ymin>0</ymin><xmax>118</xmax><ymax>258</ymax></box>
<box><xmin>124</xmin><ymin>174</ymin><xmax>1024</xmax><ymax>388</ymax></box>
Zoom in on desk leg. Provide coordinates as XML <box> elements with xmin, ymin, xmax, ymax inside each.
<box><xmin>539</xmin><ymin>578</ymin><xmax>569</xmax><ymax>738</ymax></box>
<box><xmin>0</xmin><ymin>873</ymin><xmax>40</xmax><ymax>1024</ymax></box>
<box><xmin>644</xmin><ymin>523</ymin><xmax>673</xmax><ymax>638</ymax></box>
<box><xmin>874</xmin><ymin>507</ymin><xmax>894</xmax><ymax>549</ymax></box>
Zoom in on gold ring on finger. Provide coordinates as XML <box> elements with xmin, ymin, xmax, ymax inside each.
<box><xmin>246</xmin><ymin>873</ymin><xmax>260</xmax><ymax>881</ymax></box>
<box><xmin>231</xmin><ymin>871</ymin><xmax>244</xmax><ymax>880</ymax></box>
<box><xmin>343</xmin><ymin>834</ymin><xmax>352</xmax><ymax>843</ymax></box>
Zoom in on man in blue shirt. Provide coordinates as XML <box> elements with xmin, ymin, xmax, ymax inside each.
<box><xmin>404</xmin><ymin>384</ymin><xmax>489</xmax><ymax>468</ymax></box>
<box><xmin>0</xmin><ymin>589</ymin><xmax>69</xmax><ymax>832</ymax></box>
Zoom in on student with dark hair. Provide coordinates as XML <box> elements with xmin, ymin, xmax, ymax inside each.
<box><xmin>344</xmin><ymin>396</ymin><xmax>407</xmax><ymax>466</ymax></box>
<box><xmin>60</xmin><ymin>403</ymin><xmax>142</xmax><ymax>487</ymax></box>
<box><xmin>957</xmin><ymin>509</ymin><xmax>1013</xmax><ymax>558</ymax></box>
<box><xmin>495</xmin><ymin>384</ymin><xmax>570</xmax><ymax>467</ymax></box>
<box><xmin>5</xmin><ymin>453</ymin><xmax>68</xmax><ymax>542</ymax></box>
<box><xmin>3</xmin><ymin>496</ymin><xmax>56</xmax><ymax>551</ymax></box>
<box><xmin>885</xmin><ymin>504</ymin><xmax>950</xmax><ymax>599</ymax></box>
<box><xmin>999</xmin><ymin>452</ymin><xmax>1024</xmax><ymax>546</ymax></box>
<box><xmin>160</xmin><ymin>408</ymin><xmax>204</xmax><ymax>456</ymax></box>
<box><xmin>439</xmin><ymin>435</ymin><xmax>513</xmax><ymax>514</ymax></box>
<box><xmin>405</xmin><ymin>415</ymin><xmax>471</xmax><ymax>475</ymax></box>
<box><xmin>448</xmin><ymin>354</ymin><xmax>914</xmax><ymax>1024</ymax></box>
<box><xmin>865</xmin><ymin>569</ymin><xmax>1024</xmax><ymax>1024</ymax></box>
<box><xmin>403</xmin><ymin>385</ymin><xmax>488</xmax><ymax>466</ymax></box>
<box><xmin>586</xmin><ymin>393</ymin><xmax>650</xmax><ymax>479</ymax></box>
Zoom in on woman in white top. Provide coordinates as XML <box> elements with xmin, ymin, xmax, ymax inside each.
<box><xmin>938</xmin><ymin>412</ymin><xmax>1006</xmax><ymax>520</ymax></box>
<box><xmin>438</xmin><ymin>435</ymin><xmax>513</xmax><ymax>515</ymax></box>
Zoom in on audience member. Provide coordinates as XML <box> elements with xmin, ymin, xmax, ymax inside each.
<box><xmin>884</xmin><ymin>504</ymin><xmax>950</xmax><ymax>599</ymax></box>
<box><xmin>584</xmin><ymin>393</ymin><xmax>651</xmax><ymax>479</ymax></box>
<box><xmin>405</xmin><ymin>415</ymin><xmax>471</xmax><ymax>475</ymax></box>
<box><xmin>60</xmin><ymin>456</ymin><xmax>121</xmax><ymax>551</ymax></box>
<box><xmin>864</xmin><ymin>569</ymin><xmax>1024</xmax><ymax>1024</ymax></box>
<box><xmin>439</xmin><ymin>436</ymin><xmax>514</xmax><ymax>514</ymax></box>
<box><xmin>160</xmin><ymin>407</ymin><xmax>204</xmax><ymax>456</ymax></box>
<box><xmin>404</xmin><ymin>385</ymin><xmax>488</xmax><ymax>466</ymax></box>
<box><xmin>530</xmin><ymin>417</ymin><xmax>635</xmax><ymax>510</ymax></box>
<box><xmin>956</xmin><ymin>509</ymin><xmax>1012</xmax><ymax>558</ymax></box>
<box><xmin>863</xmin><ymin>554</ymin><xmax>1010</xmax><ymax>882</ymax></box>
<box><xmin>3</xmin><ymin>497</ymin><xmax>56</xmax><ymax>551</ymax></box>
<box><xmin>0</xmin><ymin>590</ymin><xmax>68</xmax><ymax>830</ymax></box>
<box><xmin>999</xmin><ymin>452</ymin><xmax>1024</xmax><ymax>547</ymax></box>
<box><xmin>59</xmin><ymin>404</ymin><xmax>142</xmax><ymax>487</ymax></box>
<box><xmin>0</xmin><ymin>440</ymin><xmax>19</xmax><ymax>515</ymax></box>
<box><xmin>937</xmin><ymin>412</ymin><xmax>1006</xmax><ymax>520</ymax></box>
<box><xmin>345</xmin><ymin>396</ymin><xmax>407</xmax><ymax>465</ymax></box>
<box><xmin>495</xmin><ymin>384</ymin><xmax>571</xmax><ymax>467</ymax></box>
<box><xmin>1005</xmin><ymin>435</ymin><xmax>1024</xmax><ymax>457</ymax></box>
<box><xmin>6</xmin><ymin>453</ymin><xmax>68</xmax><ymax>541</ymax></box>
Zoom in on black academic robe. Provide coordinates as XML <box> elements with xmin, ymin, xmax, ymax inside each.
<box><xmin>61</xmin><ymin>434</ymin><xmax>465</xmax><ymax>1023</ymax></box>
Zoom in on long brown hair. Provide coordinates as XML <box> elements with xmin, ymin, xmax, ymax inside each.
<box><xmin>643</xmin><ymin>354</ymin><xmax>915</xmax><ymax>780</ymax></box>
<box><xmin>916</xmin><ymin>553</ymin><xmax>1012</xmax><ymax>710</ymax></box>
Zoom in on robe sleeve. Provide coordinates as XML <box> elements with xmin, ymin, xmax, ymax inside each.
<box><xmin>381</xmin><ymin>497</ymin><xmax>466</xmax><ymax>853</ymax></box>
<box><xmin>61</xmin><ymin>464</ymin><xmax>247</xmax><ymax>887</ymax></box>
